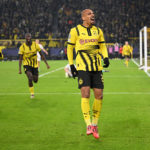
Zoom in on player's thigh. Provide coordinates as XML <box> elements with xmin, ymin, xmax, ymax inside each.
<box><xmin>91</xmin><ymin>71</ymin><xmax>104</xmax><ymax>89</ymax></box>
<box><xmin>78</xmin><ymin>71</ymin><xmax>91</xmax><ymax>88</ymax></box>
<box><xmin>24</xmin><ymin>66</ymin><xmax>33</xmax><ymax>80</ymax></box>
<box><xmin>32</xmin><ymin>68</ymin><xmax>39</xmax><ymax>82</ymax></box>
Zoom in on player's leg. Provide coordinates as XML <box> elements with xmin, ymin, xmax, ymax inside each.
<box><xmin>91</xmin><ymin>88</ymin><xmax>103</xmax><ymax>139</ymax></box>
<box><xmin>78</xmin><ymin>71</ymin><xmax>92</xmax><ymax>135</ymax></box>
<box><xmin>81</xmin><ymin>86</ymin><xmax>92</xmax><ymax>135</ymax></box>
<box><xmin>91</xmin><ymin>71</ymin><xmax>104</xmax><ymax>139</ymax></box>
<box><xmin>32</xmin><ymin>67</ymin><xmax>39</xmax><ymax>83</ymax></box>
<box><xmin>92</xmin><ymin>88</ymin><xmax>103</xmax><ymax>126</ymax></box>
<box><xmin>25</xmin><ymin>70</ymin><xmax>34</xmax><ymax>98</ymax></box>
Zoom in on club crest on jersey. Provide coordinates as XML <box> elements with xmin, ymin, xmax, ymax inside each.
<box><xmin>93</xmin><ymin>31</ymin><xmax>97</xmax><ymax>36</ymax></box>
<box><xmin>79</xmin><ymin>39</ymin><xmax>98</xmax><ymax>45</ymax></box>
<box><xmin>79</xmin><ymin>78</ymin><xmax>83</xmax><ymax>85</ymax></box>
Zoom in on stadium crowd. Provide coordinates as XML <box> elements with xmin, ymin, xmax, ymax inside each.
<box><xmin>0</xmin><ymin>0</ymin><xmax>150</xmax><ymax>43</ymax></box>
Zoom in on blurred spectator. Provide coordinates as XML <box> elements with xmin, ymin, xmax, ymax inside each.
<box><xmin>0</xmin><ymin>0</ymin><xmax>149</xmax><ymax>44</ymax></box>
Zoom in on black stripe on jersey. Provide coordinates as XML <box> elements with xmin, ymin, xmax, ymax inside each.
<box><xmin>31</xmin><ymin>59</ymin><xmax>34</xmax><ymax>67</ymax></box>
<box><xmin>97</xmin><ymin>27</ymin><xmax>99</xmax><ymax>34</ymax></box>
<box><xmin>33</xmin><ymin>59</ymin><xmax>35</xmax><ymax>67</ymax></box>
<box><xmin>87</xmin><ymin>28</ymin><xmax>92</xmax><ymax>36</ymax></box>
<box><xmin>67</xmin><ymin>42</ymin><xmax>75</xmax><ymax>45</ymax></box>
<box><xmin>26</xmin><ymin>58</ymin><xmax>30</xmax><ymax>66</ymax></box>
<box><xmin>98</xmin><ymin>52</ymin><xmax>103</xmax><ymax>57</ymax></box>
<box><xmin>86</xmin><ymin>54</ymin><xmax>94</xmax><ymax>71</ymax></box>
<box><xmin>36</xmin><ymin>58</ymin><xmax>37</xmax><ymax>66</ymax></box>
<box><xmin>98</xmin><ymin>41</ymin><xmax>105</xmax><ymax>44</ymax></box>
<box><xmin>79</xmin><ymin>52</ymin><xmax>89</xmax><ymax>71</ymax></box>
<box><xmin>94</xmin><ymin>56</ymin><xmax>98</xmax><ymax>71</ymax></box>
<box><xmin>98</xmin><ymin>57</ymin><xmax>100</xmax><ymax>66</ymax></box>
<box><xmin>76</xmin><ymin>27</ymin><xmax>80</xmax><ymax>36</ymax></box>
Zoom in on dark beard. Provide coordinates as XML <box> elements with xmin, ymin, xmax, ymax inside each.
<box><xmin>26</xmin><ymin>40</ymin><xmax>32</xmax><ymax>46</ymax></box>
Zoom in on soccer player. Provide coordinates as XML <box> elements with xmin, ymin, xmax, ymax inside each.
<box><xmin>18</xmin><ymin>33</ymin><xmax>50</xmax><ymax>98</ymax></box>
<box><xmin>35</xmin><ymin>39</ymin><xmax>48</xmax><ymax>69</ymax></box>
<box><xmin>67</xmin><ymin>9</ymin><xmax>109</xmax><ymax>139</ymax></box>
<box><xmin>122</xmin><ymin>41</ymin><xmax>132</xmax><ymax>67</ymax></box>
<box><xmin>0</xmin><ymin>45</ymin><xmax>6</xmax><ymax>60</ymax></box>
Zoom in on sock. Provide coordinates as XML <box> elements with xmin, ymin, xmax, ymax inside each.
<box><xmin>125</xmin><ymin>60</ymin><xmax>128</xmax><ymax>67</ymax></box>
<box><xmin>81</xmin><ymin>98</ymin><xmax>91</xmax><ymax>126</ymax></box>
<box><xmin>92</xmin><ymin>98</ymin><xmax>102</xmax><ymax>126</ymax></box>
<box><xmin>29</xmin><ymin>86</ymin><xmax>34</xmax><ymax>95</ymax></box>
<box><xmin>126</xmin><ymin>60</ymin><xmax>129</xmax><ymax>67</ymax></box>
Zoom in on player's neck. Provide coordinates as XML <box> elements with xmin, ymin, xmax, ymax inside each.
<box><xmin>26</xmin><ymin>41</ymin><xmax>32</xmax><ymax>46</ymax></box>
<box><xmin>82</xmin><ymin>22</ymin><xmax>92</xmax><ymax>28</ymax></box>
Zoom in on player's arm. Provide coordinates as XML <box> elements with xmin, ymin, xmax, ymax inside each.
<box><xmin>67</xmin><ymin>28</ymin><xmax>77</xmax><ymax>78</ymax></box>
<box><xmin>122</xmin><ymin>46</ymin><xmax>125</xmax><ymax>56</ymax></box>
<box><xmin>19</xmin><ymin>54</ymin><xmax>23</xmax><ymax>74</ymax></box>
<box><xmin>130</xmin><ymin>46</ymin><xmax>133</xmax><ymax>58</ymax></box>
<box><xmin>98</xmin><ymin>29</ymin><xmax>109</xmax><ymax>68</ymax></box>
<box><xmin>39</xmin><ymin>51</ymin><xmax>50</xmax><ymax>69</ymax></box>
<box><xmin>18</xmin><ymin>45</ymin><xmax>24</xmax><ymax>74</ymax></box>
<box><xmin>39</xmin><ymin>44</ymin><xmax>48</xmax><ymax>55</ymax></box>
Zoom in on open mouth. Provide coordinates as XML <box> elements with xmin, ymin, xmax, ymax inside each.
<box><xmin>91</xmin><ymin>18</ymin><xmax>95</xmax><ymax>23</ymax></box>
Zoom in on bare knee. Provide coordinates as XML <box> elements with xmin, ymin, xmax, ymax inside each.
<box><xmin>33</xmin><ymin>76</ymin><xmax>38</xmax><ymax>83</ymax></box>
<box><xmin>93</xmin><ymin>88</ymin><xmax>103</xmax><ymax>99</ymax></box>
<box><xmin>81</xmin><ymin>87</ymin><xmax>90</xmax><ymax>98</ymax></box>
<box><xmin>95</xmin><ymin>94</ymin><xmax>103</xmax><ymax>100</ymax></box>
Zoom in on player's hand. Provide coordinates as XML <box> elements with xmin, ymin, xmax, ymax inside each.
<box><xmin>103</xmin><ymin>58</ymin><xmax>110</xmax><ymax>68</ymax></box>
<box><xmin>18</xmin><ymin>70</ymin><xmax>22</xmax><ymax>74</ymax></box>
<box><xmin>70</xmin><ymin>64</ymin><xmax>78</xmax><ymax>79</ymax></box>
<box><xmin>47</xmin><ymin>64</ymin><xmax>50</xmax><ymax>69</ymax></box>
<box><xmin>45</xmin><ymin>51</ymin><xmax>48</xmax><ymax>55</ymax></box>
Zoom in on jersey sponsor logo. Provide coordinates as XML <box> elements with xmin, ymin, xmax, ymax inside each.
<box><xmin>79</xmin><ymin>39</ymin><xmax>98</xmax><ymax>45</ymax></box>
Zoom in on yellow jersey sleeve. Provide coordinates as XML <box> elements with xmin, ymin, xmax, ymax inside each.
<box><xmin>98</xmin><ymin>28</ymin><xmax>108</xmax><ymax>58</ymax></box>
<box><xmin>18</xmin><ymin>44</ymin><xmax>24</xmax><ymax>55</ymax></box>
<box><xmin>35</xmin><ymin>43</ymin><xmax>41</xmax><ymax>52</ymax></box>
<box><xmin>67</xmin><ymin>28</ymin><xmax>77</xmax><ymax>65</ymax></box>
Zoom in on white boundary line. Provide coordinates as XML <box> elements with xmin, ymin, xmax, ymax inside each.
<box><xmin>132</xmin><ymin>59</ymin><xmax>150</xmax><ymax>77</ymax></box>
<box><xmin>132</xmin><ymin>59</ymin><xmax>140</xmax><ymax>67</ymax></box>
<box><xmin>0</xmin><ymin>92</ymin><xmax>150</xmax><ymax>96</ymax></box>
<box><xmin>39</xmin><ymin>67</ymin><xmax>64</xmax><ymax>78</ymax></box>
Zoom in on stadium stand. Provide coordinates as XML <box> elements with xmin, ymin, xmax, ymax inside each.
<box><xmin>0</xmin><ymin>0</ymin><xmax>150</xmax><ymax>60</ymax></box>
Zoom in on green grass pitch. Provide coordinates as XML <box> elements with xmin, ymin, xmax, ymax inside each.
<box><xmin>0</xmin><ymin>59</ymin><xmax>150</xmax><ymax>150</ymax></box>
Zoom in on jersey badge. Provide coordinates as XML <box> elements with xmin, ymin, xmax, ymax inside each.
<box><xmin>79</xmin><ymin>78</ymin><xmax>83</xmax><ymax>85</ymax></box>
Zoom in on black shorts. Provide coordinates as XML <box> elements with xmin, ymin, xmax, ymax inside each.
<box><xmin>78</xmin><ymin>71</ymin><xmax>104</xmax><ymax>89</ymax></box>
<box><xmin>124</xmin><ymin>55</ymin><xmax>131</xmax><ymax>59</ymax></box>
<box><xmin>23</xmin><ymin>65</ymin><xmax>38</xmax><ymax>76</ymax></box>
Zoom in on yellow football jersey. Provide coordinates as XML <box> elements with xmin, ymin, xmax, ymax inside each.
<box><xmin>67</xmin><ymin>24</ymin><xmax>108</xmax><ymax>71</ymax></box>
<box><xmin>18</xmin><ymin>41</ymin><xmax>41</xmax><ymax>68</ymax></box>
<box><xmin>122</xmin><ymin>45</ymin><xmax>131</xmax><ymax>56</ymax></box>
<box><xmin>0</xmin><ymin>46</ymin><xmax>6</xmax><ymax>59</ymax></box>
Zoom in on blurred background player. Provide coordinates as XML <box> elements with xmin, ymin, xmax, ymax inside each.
<box><xmin>122</xmin><ymin>41</ymin><xmax>132</xmax><ymax>67</ymax></box>
<box><xmin>64</xmin><ymin>64</ymin><xmax>73</xmax><ymax>78</ymax></box>
<box><xmin>18</xmin><ymin>33</ymin><xmax>50</xmax><ymax>98</ymax></box>
<box><xmin>0</xmin><ymin>45</ymin><xmax>6</xmax><ymax>60</ymax></box>
<box><xmin>35</xmin><ymin>39</ymin><xmax>48</xmax><ymax>70</ymax></box>
<box><xmin>67</xmin><ymin>9</ymin><xmax>109</xmax><ymax>139</ymax></box>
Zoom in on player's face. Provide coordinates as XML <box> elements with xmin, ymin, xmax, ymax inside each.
<box><xmin>26</xmin><ymin>35</ymin><xmax>31</xmax><ymax>42</ymax></box>
<box><xmin>82</xmin><ymin>10</ymin><xmax>95</xmax><ymax>25</ymax></box>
